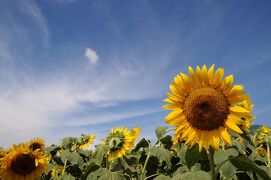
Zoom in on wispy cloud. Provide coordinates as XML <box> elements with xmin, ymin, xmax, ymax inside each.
<box><xmin>85</xmin><ymin>48</ymin><xmax>99</xmax><ymax>65</ymax></box>
<box><xmin>19</xmin><ymin>0</ymin><xmax>49</xmax><ymax>46</ymax></box>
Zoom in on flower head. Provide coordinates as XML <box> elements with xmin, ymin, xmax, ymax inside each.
<box><xmin>0</xmin><ymin>144</ymin><xmax>48</xmax><ymax>180</ymax></box>
<box><xmin>106</xmin><ymin>127</ymin><xmax>140</xmax><ymax>161</ymax></box>
<box><xmin>164</xmin><ymin>64</ymin><xmax>253</xmax><ymax>151</ymax></box>
<box><xmin>28</xmin><ymin>138</ymin><xmax>45</xmax><ymax>152</ymax></box>
<box><xmin>79</xmin><ymin>135</ymin><xmax>96</xmax><ymax>149</ymax></box>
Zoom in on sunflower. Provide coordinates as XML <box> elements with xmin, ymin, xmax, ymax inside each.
<box><xmin>0</xmin><ymin>144</ymin><xmax>48</xmax><ymax>180</ymax></box>
<box><xmin>79</xmin><ymin>135</ymin><xmax>96</xmax><ymax>149</ymax></box>
<box><xmin>255</xmin><ymin>126</ymin><xmax>271</xmax><ymax>145</ymax></box>
<box><xmin>106</xmin><ymin>127</ymin><xmax>140</xmax><ymax>161</ymax></box>
<box><xmin>51</xmin><ymin>165</ymin><xmax>64</xmax><ymax>178</ymax></box>
<box><xmin>28</xmin><ymin>138</ymin><xmax>45</xmax><ymax>152</ymax></box>
<box><xmin>164</xmin><ymin>64</ymin><xmax>253</xmax><ymax>151</ymax></box>
<box><xmin>237</xmin><ymin>95</ymin><xmax>254</xmax><ymax>132</ymax></box>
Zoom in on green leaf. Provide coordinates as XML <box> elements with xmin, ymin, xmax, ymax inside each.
<box><xmin>86</xmin><ymin>168</ymin><xmax>125</xmax><ymax>180</ymax></box>
<box><xmin>55</xmin><ymin>173</ymin><xmax>76</xmax><ymax>180</ymax></box>
<box><xmin>80</xmin><ymin>162</ymin><xmax>100</xmax><ymax>180</ymax></box>
<box><xmin>61</xmin><ymin>137</ymin><xmax>78</xmax><ymax>149</ymax></box>
<box><xmin>173</xmin><ymin>166</ymin><xmax>189</xmax><ymax>176</ymax></box>
<box><xmin>172</xmin><ymin>170</ymin><xmax>210</xmax><ymax>180</ymax></box>
<box><xmin>150</xmin><ymin>147</ymin><xmax>172</xmax><ymax>167</ymax></box>
<box><xmin>239</xmin><ymin>128</ymin><xmax>255</xmax><ymax>147</ymax></box>
<box><xmin>160</xmin><ymin>135</ymin><xmax>173</xmax><ymax>150</ymax></box>
<box><xmin>61</xmin><ymin>150</ymin><xmax>83</xmax><ymax>165</ymax></box>
<box><xmin>176</xmin><ymin>144</ymin><xmax>187</xmax><ymax>165</ymax></box>
<box><xmin>133</xmin><ymin>138</ymin><xmax>150</xmax><ymax>152</ymax></box>
<box><xmin>95</xmin><ymin>144</ymin><xmax>109</xmax><ymax>165</ymax></box>
<box><xmin>230</xmin><ymin>155</ymin><xmax>271</xmax><ymax>180</ymax></box>
<box><xmin>185</xmin><ymin>144</ymin><xmax>206</xmax><ymax>169</ymax></box>
<box><xmin>45</xmin><ymin>145</ymin><xmax>61</xmax><ymax>155</ymax></box>
<box><xmin>155</xmin><ymin>126</ymin><xmax>168</xmax><ymax>140</ymax></box>
<box><xmin>153</xmin><ymin>174</ymin><xmax>171</xmax><ymax>180</ymax></box>
<box><xmin>214</xmin><ymin>148</ymin><xmax>238</xmax><ymax>178</ymax></box>
<box><xmin>214</xmin><ymin>148</ymin><xmax>239</xmax><ymax>165</ymax></box>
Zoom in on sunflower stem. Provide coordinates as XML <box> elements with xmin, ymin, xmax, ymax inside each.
<box><xmin>62</xmin><ymin>159</ymin><xmax>67</xmax><ymax>175</ymax></box>
<box><xmin>266</xmin><ymin>137</ymin><xmax>271</xmax><ymax>175</ymax></box>
<box><xmin>207</xmin><ymin>147</ymin><xmax>216</xmax><ymax>180</ymax></box>
<box><xmin>141</xmin><ymin>149</ymin><xmax>151</xmax><ymax>180</ymax></box>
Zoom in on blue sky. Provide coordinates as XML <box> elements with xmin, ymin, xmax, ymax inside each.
<box><xmin>0</xmin><ymin>0</ymin><xmax>271</xmax><ymax>147</ymax></box>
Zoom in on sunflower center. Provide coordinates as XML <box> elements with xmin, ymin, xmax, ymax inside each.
<box><xmin>184</xmin><ymin>87</ymin><xmax>229</xmax><ymax>130</ymax></box>
<box><xmin>30</xmin><ymin>143</ymin><xmax>42</xmax><ymax>151</ymax></box>
<box><xmin>11</xmin><ymin>153</ymin><xmax>36</xmax><ymax>175</ymax></box>
<box><xmin>109</xmin><ymin>136</ymin><xmax>124</xmax><ymax>151</ymax></box>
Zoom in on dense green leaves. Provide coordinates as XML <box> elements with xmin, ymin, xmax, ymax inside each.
<box><xmin>230</xmin><ymin>155</ymin><xmax>271</xmax><ymax>180</ymax></box>
<box><xmin>39</xmin><ymin>126</ymin><xmax>271</xmax><ymax>179</ymax></box>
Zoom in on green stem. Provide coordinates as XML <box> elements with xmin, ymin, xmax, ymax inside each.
<box><xmin>144</xmin><ymin>173</ymin><xmax>159</xmax><ymax>180</ymax></box>
<box><xmin>141</xmin><ymin>150</ymin><xmax>151</xmax><ymax>180</ymax></box>
<box><xmin>207</xmin><ymin>147</ymin><xmax>216</xmax><ymax>180</ymax></box>
<box><xmin>164</xmin><ymin>128</ymin><xmax>176</xmax><ymax>134</ymax></box>
<box><xmin>266</xmin><ymin>137</ymin><xmax>271</xmax><ymax>175</ymax></box>
<box><xmin>62</xmin><ymin>159</ymin><xmax>67</xmax><ymax>175</ymax></box>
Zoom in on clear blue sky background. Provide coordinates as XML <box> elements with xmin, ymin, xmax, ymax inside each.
<box><xmin>0</xmin><ymin>0</ymin><xmax>271</xmax><ymax>147</ymax></box>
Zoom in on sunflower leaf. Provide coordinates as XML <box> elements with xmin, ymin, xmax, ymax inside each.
<box><xmin>153</xmin><ymin>174</ymin><xmax>171</xmax><ymax>180</ymax></box>
<box><xmin>95</xmin><ymin>144</ymin><xmax>109</xmax><ymax>165</ymax></box>
<box><xmin>86</xmin><ymin>168</ymin><xmax>125</xmax><ymax>180</ymax></box>
<box><xmin>61</xmin><ymin>150</ymin><xmax>83</xmax><ymax>166</ymax></box>
<box><xmin>185</xmin><ymin>144</ymin><xmax>207</xmax><ymax>169</ymax></box>
<box><xmin>155</xmin><ymin>126</ymin><xmax>169</xmax><ymax>141</ymax></box>
<box><xmin>133</xmin><ymin>138</ymin><xmax>150</xmax><ymax>152</ymax></box>
<box><xmin>80</xmin><ymin>162</ymin><xmax>100</xmax><ymax>180</ymax></box>
<box><xmin>230</xmin><ymin>154</ymin><xmax>271</xmax><ymax>180</ymax></box>
<box><xmin>172</xmin><ymin>170</ymin><xmax>210</xmax><ymax>180</ymax></box>
<box><xmin>150</xmin><ymin>146</ymin><xmax>172</xmax><ymax>167</ymax></box>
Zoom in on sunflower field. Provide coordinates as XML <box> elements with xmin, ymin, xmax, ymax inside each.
<box><xmin>1</xmin><ymin>65</ymin><xmax>271</xmax><ymax>180</ymax></box>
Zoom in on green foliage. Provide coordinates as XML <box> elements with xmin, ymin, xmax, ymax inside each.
<box><xmin>39</xmin><ymin>126</ymin><xmax>271</xmax><ymax>180</ymax></box>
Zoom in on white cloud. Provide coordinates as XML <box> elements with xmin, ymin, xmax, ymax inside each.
<box><xmin>85</xmin><ymin>48</ymin><xmax>99</xmax><ymax>64</ymax></box>
<box><xmin>20</xmin><ymin>0</ymin><xmax>49</xmax><ymax>46</ymax></box>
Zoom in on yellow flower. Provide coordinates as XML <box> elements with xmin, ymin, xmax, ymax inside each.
<box><xmin>79</xmin><ymin>135</ymin><xmax>96</xmax><ymax>149</ymax></box>
<box><xmin>28</xmin><ymin>138</ymin><xmax>45</xmax><ymax>152</ymax></box>
<box><xmin>257</xmin><ymin>144</ymin><xmax>267</xmax><ymax>157</ymax></box>
<box><xmin>51</xmin><ymin>165</ymin><xmax>64</xmax><ymax>178</ymax></box>
<box><xmin>106</xmin><ymin>127</ymin><xmax>140</xmax><ymax>161</ymax></box>
<box><xmin>0</xmin><ymin>144</ymin><xmax>48</xmax><ymax>180</ymax></box>
<box><xmin>255</xmin><ymin>126</ymin><xmax>271</xmax><ymax>145</ymax></box>
<box><xmin>164</xmin><ymin>64</ymin><xmax>253</xmax><ymax>151</ymax></box>
<box><xmin>237</xmin><ymin>95</ymin><xmax>254</xmax><ymax>132</ymax></box>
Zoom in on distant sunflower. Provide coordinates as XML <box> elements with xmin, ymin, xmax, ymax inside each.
<box><xmin>106</xmin><ymin>127</ymin><xmax>140</xmax><ymax>161</ymax></box>
<box><xmin>29</xmin><ymin>138</ymin><xmax>45</xmax><ymax>152</ymax></box>
<box><xmin>237</xmin><ymin>95</ymin><xmax>254</xmax><ymax>132</ymax></box>
<box><xmin>255</xmin><ymin>126</ymin><xmax>271</xmax><ymax>145</ymax></box>
<box><xmin>0</xmin><ymin>145</ymin><xmax>48</xmax><ymax>180</ymax></box>
<box><xmin>164</xmin><ymin>64</ymin><xmax>253</xmax><ymax>151</ymax></box>
<box><xmin>51</xmin><ymin>165</ymin><xmax>64</xmax><ymax>178</ymax></box>
<box><xmin>79</xmin><ymin>135</ymin><xmax>96</xmax><ymax>149</ymax></box>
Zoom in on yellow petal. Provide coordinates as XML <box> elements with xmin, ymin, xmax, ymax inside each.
<box><xmin>229</xmin><ymin>106</ymin><xmax>250</xmax><ymax>114</ymax></box>
<box><xmin>165</xmin><ymin>109</ymin><xmax>183</xmax><ymax>120</ymax></box>
<box><xmin>201</xmin><ymin>64</ymin><xmax>208</xmax><ymax>85</ymax></box>
<box><xmin>225</xmin><ymin>119</ymin><xmax>243</xmax><ymax>134</ymax></box>
<box><xmin>211</xmin><ymin>68</ymin><xmax>224</xmax><ymax>86</ymax></box>
<box><xmin>163</xmin><ymin>104</ymin><xmax>177</xmax><ymax>110</ymax></box>
<box><xmin>220</xmin><ymin>128</ymin><xmax>232</xmax><ymax>145</ymax></box>
<box><xmin>207</xmin><ymin>64</ymin><xmax>215</xmax><ymax>83</ymax></box>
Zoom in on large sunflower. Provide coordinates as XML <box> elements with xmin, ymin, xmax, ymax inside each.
<box><xmin>106</xmin><ymin>127</ymin><xmax>140</xmax><ymax>161</ymax></box>
<box><xmin>0</xmin><ymin>144</ymin><xmax>48</xmax><ymax>180</ymax></box>
<box><xmin>28</xmin><ymin>138</ymin><xmax>45</xmax><ymax>152</ymax></box>
<box><xmin>164</xmin><ymin>64</ymin><xmax>253</xmax><ymax>151</ymax></box>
